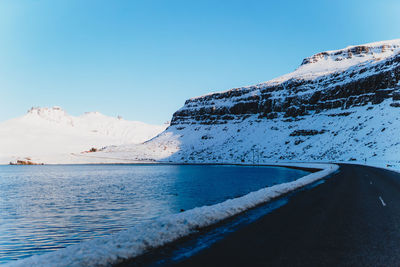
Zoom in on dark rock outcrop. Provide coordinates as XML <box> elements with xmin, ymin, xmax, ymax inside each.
<box><xmin>171</xmin><ymin>46</ymin><xmax>400</xmax><ymax>126</ymax></box>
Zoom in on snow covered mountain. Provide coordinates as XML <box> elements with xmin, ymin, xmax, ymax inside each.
<box><xmin>0</xmin><ymin>107</ymin><xmax>167</xmax><ymax>164</ymax></box>
<box><xmin>81</xmin><ymin>39</ymin><xmax>400</xmax><ymax>168</ymax></box>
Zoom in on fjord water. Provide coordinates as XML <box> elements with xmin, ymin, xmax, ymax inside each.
<box><xmin>0</xmin><ymin>164</ymin><xmax>308</xmax><ymax>263</ymax></box>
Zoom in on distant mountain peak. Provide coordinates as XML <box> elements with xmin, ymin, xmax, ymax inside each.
<box><xmin>28</xmin><ymin>106</ymin><xmax>66</xmax><ymax>114</ymax></box>
<box><xmin>0</xmin><ymin>107</ymin><xmax>168</xmax><ymax>164</ymax></box>
<box><xmin>26</xmin><ymin>106</ymin><xmax>71</xmax><ymax>124</ymax></box>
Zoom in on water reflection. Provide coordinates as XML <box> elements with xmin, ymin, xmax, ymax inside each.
<box><xmin>0</xmin><ymin>164</ymin><xmax>308</xmax><ymax>263</ymax></box>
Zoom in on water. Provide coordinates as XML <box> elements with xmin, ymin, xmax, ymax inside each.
<box><xmin>0</xmin><ymin>164</ymin><xmax>309</xmax><ymax>264</ymax></box>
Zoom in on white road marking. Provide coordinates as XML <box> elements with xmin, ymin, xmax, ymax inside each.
<box><xmin>379</xmin><ymin>196</ymin><xmax>386</xmax><ymax>207</ymax></box>
<box><xmin>370</xmin><ymin>181</ymin><xmax>372</xmax><ymax>185</ymax></box>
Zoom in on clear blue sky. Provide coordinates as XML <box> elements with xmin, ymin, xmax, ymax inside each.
<box><xmin>1</xmin><ymin>0</ymin><xmax>399</xmax><ymax>124</ymax></box>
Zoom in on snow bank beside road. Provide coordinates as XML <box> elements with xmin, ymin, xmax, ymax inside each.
<box><xmin>8</xmin><ymin>163</ymin><xmax>339</xmax><ymax>267</ymax></box>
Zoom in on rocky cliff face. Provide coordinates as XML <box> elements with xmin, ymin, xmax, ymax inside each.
<box><xmin>171</xmin><ymin>40</ymin><xmax>400</xmax><ymax>125</ymax></box>
<box><xmin>71</xmin><ymin>39</ymin><xmax>400</xmax><ymax>167</ymax></box>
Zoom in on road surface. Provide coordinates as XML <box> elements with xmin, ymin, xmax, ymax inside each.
<box><xmin>175</xmin><ymin>164</ymin><xmax>400</xmax><ymax>266</ymax></box>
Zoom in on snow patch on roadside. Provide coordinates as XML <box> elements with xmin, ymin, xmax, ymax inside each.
<box><xmin>8</xmin><ymin>163</ymin><xmax>338</xmax><ymax>267</ymax></box>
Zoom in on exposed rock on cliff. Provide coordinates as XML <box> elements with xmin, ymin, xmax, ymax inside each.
<box><xmin>171</xmin><ymin>40</ymin><xmax>400</xmax><ymax>125</ymax></box>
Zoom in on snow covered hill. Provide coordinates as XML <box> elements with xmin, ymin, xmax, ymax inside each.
<box><xmin>80</xmin><ymin>39</ymin><xmax>400</xmax><ymax>168</ymax></box>
<box><xmin>0</xmin><ymin>107</ymin><xmax>167</xmax><ymax>164</ymax></box>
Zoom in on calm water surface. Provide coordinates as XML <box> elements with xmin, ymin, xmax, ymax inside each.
<box><xmin>0</xmin><ymin>164</ymin><xmax>308</xmax><ymax>263</ymax></box>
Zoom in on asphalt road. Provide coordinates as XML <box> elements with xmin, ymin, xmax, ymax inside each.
<box><xmin>175</xmin><ymin>164</ymin><xmax>400</xmax><ymax>266</ymax></box>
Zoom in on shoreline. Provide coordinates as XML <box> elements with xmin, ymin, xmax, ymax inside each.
<box><xmin>116</xmin><ymin>169</ymin><xmax>331</xmax><ymax>267</ymax></box>
<box><xmin>2</xmin><ymin>161</ymin><xmax>323</xmax><ymax>172</ymax></box>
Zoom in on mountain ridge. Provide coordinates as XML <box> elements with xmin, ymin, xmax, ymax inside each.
<box><xmin>0</xmin><ymin>107</ymin><xmax>167</xmax><ymax>164</ymax></box>
<box><xmin>80</xmin><ymin>39</ymin><xmax>400</xmax><ymax>169</ymax></box>
<box><xmin>9</xmin><ymin>39</ymin><xmax>400</xmax><ymax>168</ymax></box>
<box><xmin>187</xmin><ymin>38</ymin><xmax>400</xmax><ymax>102</ymax></box>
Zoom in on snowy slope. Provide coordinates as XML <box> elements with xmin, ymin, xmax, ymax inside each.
<box><xmin>84</xmin><ymin>100</ymin><xmax>400</xmax><ymax>167</ymax></box>
<box><xmin>79</xmin><ymin>39</ymin><xmax>400</xmax><ymax>169</ymax></box>
<box><xmin>0</xmin><ymin>107</ymin><xmax>167</xmax><ymax>164</ymax></box>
